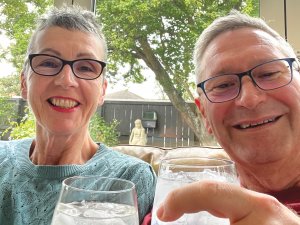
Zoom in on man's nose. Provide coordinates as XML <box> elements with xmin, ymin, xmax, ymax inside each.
<box><xmin>235</xmin><ymin>76</ymin><xmax>266</xmax><ymax>109</ymax></box>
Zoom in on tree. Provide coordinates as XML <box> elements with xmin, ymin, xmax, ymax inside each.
<box><xmin>97</xmin><ymin>0</ymin><xmax>259</xmax><ymax>144</ymax></box>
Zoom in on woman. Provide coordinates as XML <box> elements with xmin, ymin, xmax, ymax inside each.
<box><xmin>0</xmin><ymin>6</ymin><xmax>156</xmax><ymax>225</ymax></box>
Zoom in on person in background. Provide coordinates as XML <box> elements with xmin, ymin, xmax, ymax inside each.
<box><xmin>0</xmin><ymin>6</ymin><xmax>156</xmax><ymax>225</ymax></box>
<box><xmin>157</xmin><ymin>10</ymin><xmax>300</xmax><ymax>224</ymax></box>
<box><xmin>129</xmin><ymin>119</ymin><xmax>147</xmax><ymax>145</ymax></box>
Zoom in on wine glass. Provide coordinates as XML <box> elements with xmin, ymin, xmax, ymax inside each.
<box><xmin>51</xmin><ymin>176</ymin><xmax>139</xmax><ymax>225</ymax></box>
<box><xmin>151</xmin><ymin>157</ymin><xmax>238</xmax><ymax>225</ymax></box>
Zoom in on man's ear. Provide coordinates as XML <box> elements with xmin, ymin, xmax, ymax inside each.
<box><xmin>98</xmin><ymin>78</ymin><xmax>108</xmax><ymax>106</ymax></box>
<box><xmin>20</xmin><ymin>72</ymin><xmax>28</xmax><ymax>100</ymax></box>
<box><xmin>195</xmin><ymin>97</ymin><xmax>213</xmax><ymax>134</ymax></box>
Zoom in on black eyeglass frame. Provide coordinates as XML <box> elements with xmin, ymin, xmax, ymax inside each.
<box><xmin>28</xmin><ymin>53</ymin><xmax>107</xmax><ymax>80</ymax></box>
<box><xmin>197</xmin><ymin>57</ymin><xmax>296</xmax><ymax>103</ymax></box>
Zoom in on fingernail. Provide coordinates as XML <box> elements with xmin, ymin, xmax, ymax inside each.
<box><xmin>156</xmin><ymin>205</ymin><xmax>164</xmax><ymax>219</ymax></box>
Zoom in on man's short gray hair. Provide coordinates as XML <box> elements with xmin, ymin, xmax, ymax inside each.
<box><xmin>193</xmin><ymin>10</ymin><xmax>296</xmax><ymax>83</ymax></box>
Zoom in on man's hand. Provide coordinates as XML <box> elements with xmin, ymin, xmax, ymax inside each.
<box><xmin>156</xmin><ymin>181</ymin><xmax>300</xmax><ymax>225</ymax></box>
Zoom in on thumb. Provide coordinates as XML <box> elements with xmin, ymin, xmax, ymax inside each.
<box><xmin>156</xmin><ymin>180</ymin><xmax>252</xmax><ymax>222</ymax></box>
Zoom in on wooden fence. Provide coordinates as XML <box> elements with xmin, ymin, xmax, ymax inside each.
<box><xmin>100</xmin><ymin>99</ymin><xmax>197</xmax><ymax>148</ymax></box>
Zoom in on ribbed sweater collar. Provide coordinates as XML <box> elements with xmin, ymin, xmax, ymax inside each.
<box><xmin>12</xmin><ymin>138</ymin><xmax>103</xmax><ymax>179</ymax></box>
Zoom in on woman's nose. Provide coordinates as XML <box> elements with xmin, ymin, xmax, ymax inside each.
<box><xmin>235</xmin><ymin>77</ymin><xmax>266</xmax><ymax>109</ymax></box>
<box><xmin>54</xmin><ymin>65</ymin><xmax>79</xmax><ymax>88</ymax></box>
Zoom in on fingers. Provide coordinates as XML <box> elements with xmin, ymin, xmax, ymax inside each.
<box><xmin>156</xmin><ymin>180</ymin><xmax>250</xmax><ymax>222</ymax></box>
<box><xmin>156</xmin><ymin>180</ymin><xmax>299</xmax><ymax>224</ymax></box>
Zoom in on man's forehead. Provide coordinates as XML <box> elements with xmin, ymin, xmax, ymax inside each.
<box><xmin>201</xmin><ymin>28</ymin><xmax>283</xmax><ymax>78</ymax></box>
<box><xmin>203</xmin><ymin>53</ymin><xmax>283</xmax><ymax>79</ymax></box>
<box><xmin>206</xmin><ymin>28</ymin><xmax>277</xmax><ymax>55</ymax></box>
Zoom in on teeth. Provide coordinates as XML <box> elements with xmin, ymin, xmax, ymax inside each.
<box><xmin>239</xmin><ymin>118</ymin><xmax>275</xmax><ymax>129</ymax></box>
<box><xmin>240</xmin><ymin>124</ymin><xmax>250</xmax><ymax>129</ymax></box>
<box><xmin>50</xmin><ymin>98</ymin><xmax>78</xmax><ymax>108</ymax></box>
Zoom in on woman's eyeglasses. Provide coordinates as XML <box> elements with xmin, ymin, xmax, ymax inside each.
<box><xmin>28</xmin><ymin>54</ymin><xmax>106</xmax><ymax>80</ymax></box>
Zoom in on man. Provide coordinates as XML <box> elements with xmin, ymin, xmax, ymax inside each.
<box><xmin>156</xmin><ymin>10</ymin><xmax>300</xmax><ymax>224</ymax></box>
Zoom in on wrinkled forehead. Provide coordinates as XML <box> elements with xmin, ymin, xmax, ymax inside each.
<box><xmin>30</xmin><ymin>26</ymin><xmax>106</xmax><ymax>57</ymax></box>
<box><xmin>33</xmin><ymin>27</ymin><xmax>106</xmax><ymax>58</ymax></box>
<box><xmin>199</xmin><ymin>28</ymin><xmax>288</xmax><ymax>80</ymax></box>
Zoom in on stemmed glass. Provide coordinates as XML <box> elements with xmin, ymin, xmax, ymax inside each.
<box><xmin>51</xmin><ymin>176</ymin><xmax>139</xmax><ymax>225</ymax></box>
<box><xmin>151</xmin><ymin>157</ymin><xmax>238</xmax><ymax>225</ymax></box>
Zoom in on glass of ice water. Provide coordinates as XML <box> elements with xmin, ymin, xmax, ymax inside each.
<box><xmin>51</xmin><ymin>176</ymin><xmax>139</xmax><ymax>225</ymax></box>
<box><xmin>151</xmin><ymin>157</ymin><xmax>238</xmax><ymax>225</ymax></box>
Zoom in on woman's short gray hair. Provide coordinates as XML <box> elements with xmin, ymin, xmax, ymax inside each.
<box><xmin>193</xmin><ymin>10</ymin><xmax>297</xmax><ymax>83</ymax></box>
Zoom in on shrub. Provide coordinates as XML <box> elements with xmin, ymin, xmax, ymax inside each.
<box><xmin>2</xmin><ymin>107</ymin><xmax>120</xmax><ymax>146</ymax></box>
<box><xmin>89</xmin><ymin>114</ymin><xmax>120</xmax><ymax>146</ymax></box>
<box><xmin>1</xmin><ymin>107</ymin><xmax>35</xmax><ymax>139</ymax></box>
<box><xmin>0</xmin><ymin>97</ymin><xmax>19</xmax><ymax>138</ymax></box>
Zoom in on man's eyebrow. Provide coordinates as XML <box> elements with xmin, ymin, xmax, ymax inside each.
<box><xmin>76</xmin><ymin>52</ymin><xmax>98</xmax><ymax>59</ymax></box>
<box><xmin>209</xmin><ymin>67</ymin><xmax>230</xmax><ymax>76</ymax></box>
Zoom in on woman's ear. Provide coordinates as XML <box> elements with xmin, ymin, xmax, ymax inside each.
<box><xmin>195</xmin><ymin>97</ymin><xmax>213</xmax><ymax>134</ymax></box>
<box><xmin>20</xmin><ymin>72</ymin><xmax>28</xmax><ymax>100</ymax></box>
<box><xmin>98</xmin><ymin>78</ymin><xmax>108</xmax><ymax>106</ymax></box>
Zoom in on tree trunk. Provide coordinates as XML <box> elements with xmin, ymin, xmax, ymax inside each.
<box><xmin>136</xmin><ymin>38</ymin><xmax>214</xmax><ymax>145</ymax></box>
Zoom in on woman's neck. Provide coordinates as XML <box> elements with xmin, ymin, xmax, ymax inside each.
<box><xmin>29</xmin><ymin>134</ymin><xmax>98</xmax><ymax>165</ymax></box>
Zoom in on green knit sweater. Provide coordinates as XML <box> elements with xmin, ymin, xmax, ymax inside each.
<box><xmin>0</xmin><ymin>139</ymin><xmax>156</xmax><ymax>225</ymax></box>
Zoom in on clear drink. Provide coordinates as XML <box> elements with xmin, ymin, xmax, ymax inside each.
<box><xmin>51</xmin><ymin>176</ymin><xmax>139</xmax><ymax>225</ymax></box>
<box><xmin>51</xmin><ymin>201</ymin><xmax>138</xmax><ymax>225</ymax></box>
<box><xmin>151</xmin><ymin>157</ymin><xmax>238</xmax><ymax>225</ymax></box>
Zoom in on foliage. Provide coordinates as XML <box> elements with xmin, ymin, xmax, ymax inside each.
<box><xmin>89</xmin><ymin>114</ymin><xmax>120</xmax><ymax>146</ymax></box>
<box><xmin>0</xmin><ymin>74</ymin><xmax>20</xmax><ymax>97</ymax></box>
<box><xmin>0</xmin><ymin>97</ymin><xmax>18</xmax><ymax>134</ymax></box>
<box><xmin>1</xmin><ymin>106</ymin><xmax>35</xmax><ymax>139</ymax></box>
<box><xmin>1</xmin><ymin>105</ymin><xmax>119</xmax><ymax>146</ymax></box>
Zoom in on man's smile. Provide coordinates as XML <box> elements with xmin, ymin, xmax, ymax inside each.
<box><xmin>234</xmin><ymin>116</ymin><xmax>280</xmax><ymax>129</ymax></box>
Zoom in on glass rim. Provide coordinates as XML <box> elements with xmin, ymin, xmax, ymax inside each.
<box><xmin>160</xmin><ymin>156</ymin><xmax>235</xmax><ymax>169</ymax></box>
<box><xmin>62</xmin><ymin>176</ymin><xmax>136</xmax><ymax>194</ymax></box>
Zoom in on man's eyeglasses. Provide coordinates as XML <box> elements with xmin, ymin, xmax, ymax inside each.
<box><xmin>28</xmin><ymin>54</ymin><xmax>107</xmax><ymax>80</ymax></box>
<box><xmin>197</xmin><ymin>58</ymin><xmax>297</xmax><ymax>103</ymax></box>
